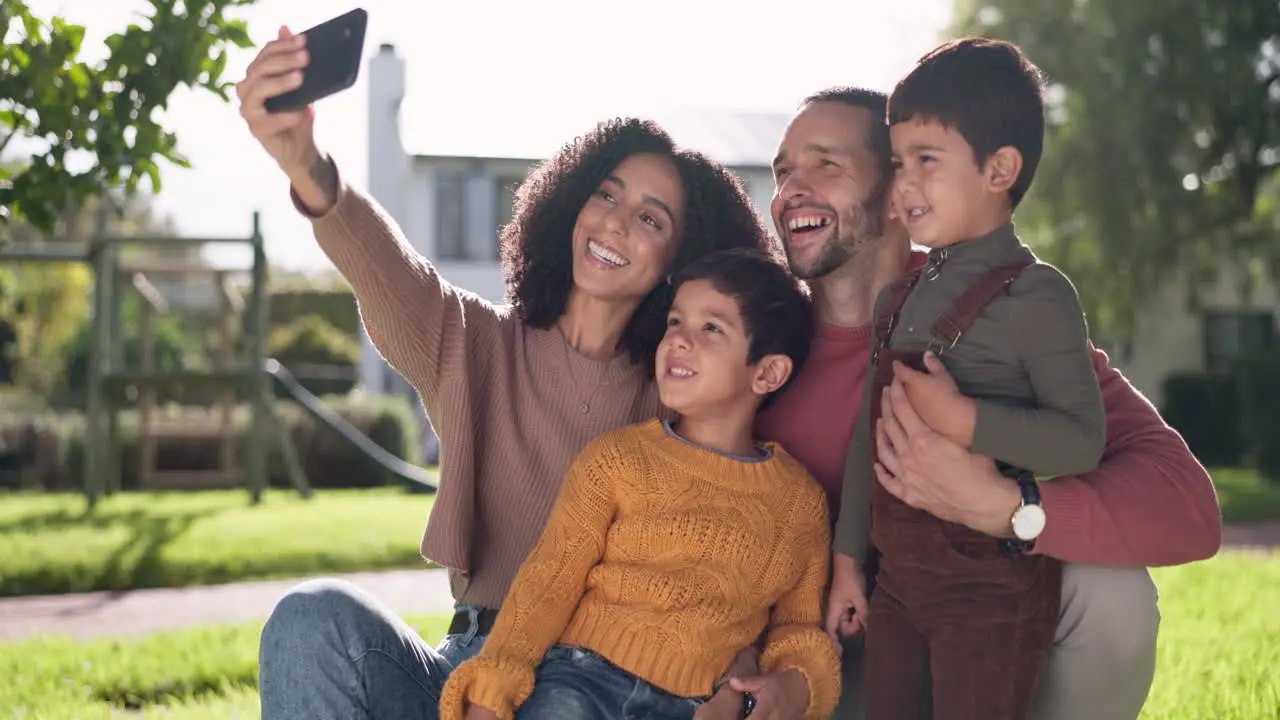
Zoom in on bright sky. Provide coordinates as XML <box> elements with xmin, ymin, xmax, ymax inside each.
<box><xmin>21</xmin><ymin>0</ymin><xmax>952</xmax><ymax>272</ymax></box>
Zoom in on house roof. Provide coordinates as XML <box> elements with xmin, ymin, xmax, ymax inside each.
<box><xmin>398</xmin><ymin>104</ymin><xmax>793</xmax><ymax>170</ymax></box>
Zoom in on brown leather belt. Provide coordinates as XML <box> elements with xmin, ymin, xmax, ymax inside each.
<box><xmin>448</xmin><ymin>607</ymin><xmax>499</xmax><ymax>636</ymax></box>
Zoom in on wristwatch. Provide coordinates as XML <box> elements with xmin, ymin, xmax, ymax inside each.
<box><xmin>1001</xmin><ymin>469</ymin><xmax>1045</xmax><ymax>554</ymax></box>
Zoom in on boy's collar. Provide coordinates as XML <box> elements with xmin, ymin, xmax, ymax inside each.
<box><xmin>926</xmin><ymin>223</ymin><xmax>1021</xmax><ymax>266</ymax></box>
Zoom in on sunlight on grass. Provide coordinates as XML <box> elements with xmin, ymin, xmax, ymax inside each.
<box><xmin>1142</xmin><ymin>552</ymin><xmax>1280</xmax><ymax>719</ymax></box>
<box><xmin>0</xmin><ymin>468</ymin><xmax>1271</xmax><ymax>599</ymax></box>
<box><xmin>0</xmin><ymin>488</ymin><xmax>436</xmax><ymax>596</ymax></box>
<box><xmin>1</xmin><ymin>554</ymin><xmax>1275</xmax><ymax>719</ymax></box>
<box><xmin>0</xmin><ymin>615</ymin><xmax>451</xmax><ymax>719</ymax></box>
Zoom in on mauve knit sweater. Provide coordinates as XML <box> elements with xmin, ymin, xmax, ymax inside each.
<box><xmin>295</xmin><ymin>178</ymin><xmax>667</xmax><ymax>607</ymax></box>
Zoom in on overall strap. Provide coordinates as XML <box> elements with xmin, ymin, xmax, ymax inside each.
<box><xmin>872</xmin><ymin>269</ymin><xmax>923</xmax><ymax>364</ymax></box>
<box><xmin>930</xmin><ymin>258</ymin><xmax>1035</xmax><ymax>354</ymax></box>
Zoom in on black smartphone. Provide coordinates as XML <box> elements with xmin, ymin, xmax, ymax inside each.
<box><xmin>264</xmin><ymin>8</ymin><xmax>368</xmax><ymax>113</ymax></box>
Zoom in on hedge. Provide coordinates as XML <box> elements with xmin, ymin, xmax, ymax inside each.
<box><xmin>267</xmin><ymin>314</ymin><xmax>360</xmax><ymax>397</ymax></box>
<box><xmin>1237</xmin><ymin>355</ymin><xmax>1280</xmax><ymax>481</ymax></box>
<box><xmin>1162</xmin><ymin>357</ymin><xmax>1280</xmax><ymax>481</ymax></box>
<box><xmin>0</xmin><ymin>393</ymin><xmax>422</xmax><ymax>492</ymax></box>
<box><xmin>1161</xmin><ymin>373</ymin><xmax>1244</xmax><ymax>467</ymax></box>
<box><xmin>269</xmin><ymin>287</ymin><xmax>360</xmax><ymax>339</ymax></box>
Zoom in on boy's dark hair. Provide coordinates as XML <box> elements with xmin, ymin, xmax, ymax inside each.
<box><xmin>502</xmin><ymin>118</ymin><xmax>771</xmax><ymax>372</ymax></box>
<box><xmin>671</xmin><ymin>247</ymin><xmax>814</xmax><ymax>409</ymax></box>
<box><xmin>801</xmin><ymin>87</ymin><xmax>894</xmax><ymax>188</ymax></box>
<box><xmin>887</xmin><ymin>36</ymin><xmax>1047</xmax><ymax>209</ymax></box>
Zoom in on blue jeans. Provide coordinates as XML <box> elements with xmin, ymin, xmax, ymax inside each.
<box><xmin>258</xmin><ymin>578</ymin><xmax>489</xmax><ymax>720</ymax></box>
<box><xmin>518</xmin><ymin>645</ymin><xmax>707</xmax><ymax>720</ymax></box>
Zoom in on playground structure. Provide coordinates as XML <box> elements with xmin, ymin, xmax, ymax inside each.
<box><xmin>0</xmin><ymin>210</ymin><xmax>436</xmax><ymax>506</ymax></box>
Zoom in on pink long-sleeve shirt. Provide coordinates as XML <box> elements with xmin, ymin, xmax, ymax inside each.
<box><xmin>755</xmin><ymin>293</ymin><xmax>1222</xmax><ymax>568</ymax></box>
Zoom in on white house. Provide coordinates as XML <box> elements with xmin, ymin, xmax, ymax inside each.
<box><xmin>360</xmin><ymin>43</ymin><xmax>1278</xmax><ymax>441</ymax></box>
<box><xmin>361</xmin><ymin>43</ymin><xmax>791</xmax><ymax>417</ymax></box>
<box><xmin>1112</xmin><ymin>265</ymin><xmax>1278</xmax><ymax>407</ymax></box>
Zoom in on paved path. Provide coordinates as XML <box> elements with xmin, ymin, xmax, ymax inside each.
<box><xmin>0</xmin><ymin>568</ymin><xmax>455</xmax><ymax>642</ymax></box>
<box><xmin>1221</xmin><ymin>519</ymin><xmax>1280</xmax><ymax>550</ymax></box>
<box><xmin>2</xmin><ymin>522</ymin><xmax>1276</xmax><ymax>643</ymax></box>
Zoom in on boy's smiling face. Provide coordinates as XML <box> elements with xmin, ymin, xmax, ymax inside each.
<box><xmin>656</xmin><ymin>279</ymin><xmax>773</xmax><ymax>418</ymax></box>
<box><xmin>890</xmin><ymin>116</ymin><xmax>1014</xmax><ymax>248</ymax></box>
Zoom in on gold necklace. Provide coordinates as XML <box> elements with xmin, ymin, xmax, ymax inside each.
<box><xmin>560</xmin><ymin>336</ymin><xmax>610</xmax><ymax>415</ymax></box>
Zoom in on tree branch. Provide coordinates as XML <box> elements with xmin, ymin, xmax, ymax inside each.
<box><xmin>0</xmin><ymin>126</ymin><xmax>17</xmax><ymax>158</ymax></box>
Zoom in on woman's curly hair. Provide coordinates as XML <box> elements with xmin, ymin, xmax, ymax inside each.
<box><xmin>500</xmin><ymin>117</ymin><xmax>775</xmax><ymax>369</ymax></box>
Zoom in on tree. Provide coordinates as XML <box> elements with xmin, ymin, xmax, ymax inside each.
<box><xmin>0</xmin><ymin>0</ymin><xmax>255</xmax><ymax>235</ymax></box>
<box><xmin>0</xmin><ymin>191</ymin><xmax>180</xmax><ymax>395</ymax></box>
<box><xmin>949</xmin><ymin>0</ymin><xmax>1280</xmax><ymax>336</ymax></box>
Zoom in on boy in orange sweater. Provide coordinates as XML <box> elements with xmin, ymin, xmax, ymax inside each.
<box><xmin>438</xmin><ymin>247</ymin><xmax>841</xmax><ymax>720</ymax></box>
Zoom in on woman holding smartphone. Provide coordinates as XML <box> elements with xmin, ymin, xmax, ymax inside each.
<box><xmin>238</xmin><ymin>25</ymin><xmax>775</xmax><ymax>720</ymax></box>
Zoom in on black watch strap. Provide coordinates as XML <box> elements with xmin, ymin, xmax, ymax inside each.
<box><xmin>1017</xmin><ymin>470</ymin><xmax>1042</xmax><ymax>505</ymax></box>
<box><xmin>998</xmin><ymin>469</ymin><xmax>1039</xmax><ymax>556</ymax></box>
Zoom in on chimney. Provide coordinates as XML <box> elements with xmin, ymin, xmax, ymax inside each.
<box><xmin>361</xmin><ymin>42</ymin><xmax>410</xmax><ymax>394</ymax></box>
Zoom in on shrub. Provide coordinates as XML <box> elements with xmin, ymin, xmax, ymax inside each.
<box><xmin>267</xmin><ymin>315</ymin><xmax>360</xmax><ymax>397</ymax></box>
<box><xmin>60</xmin><ymin>313</ymin><xmax>195</xmax><ymax>407</ymax></box>
<box><xmin>269</xmin><ymin>284</ymin><xmax>360</xmax><ymax>338</ymax></box>
<box><xmin>1161</xmin><ymin>373</ymin><xmax>1244</xmax><ymax>467</ymax></box>
<box><xmin>1237</xmin><ymin>354</ymin><xmax>1280</xmax><ymax>482</ymax></box>
<box><xmin>0</xmin><ymin>393</ymin><xmax>421</xmax><ymax>492</ymax></box>
<box><xmin>0</xmin><ymin>263</ymin><xmax>94</xmax><ymax>395</ymax></box>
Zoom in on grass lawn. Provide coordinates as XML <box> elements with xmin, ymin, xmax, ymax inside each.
<box><xmin>2</xmin><ymin>552</ymin><xmax>1276</xmax><ymax>719</ymax></box>
<box><xmin>1211</xmin><ymin>467</ymin><xmax>1280</xmax><ymax>524</ymax></box>
<box><xmin>0</xmin><ymin>467</ymin><xmax>1274</xmax><ymax>597</ymax></box>
<box><xmin>0</xmin><ymin>488</ymin><xmax>436</xmax><ymax>597</ymax></box>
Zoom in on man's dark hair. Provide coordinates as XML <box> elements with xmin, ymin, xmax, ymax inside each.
<box><xmin>801</xmin><ymin>86</ymin><xmax>894</xmax><ymax>203</ymax></box>
<box><xmin>671</xmin><ymin>247</ymin><xmax>814</xmax><ymax>409</ymax></box>
<box><xmin>887</xmin><ymin>36</ymin><xmax>1047</xmax><ymax>209</ymax></box>
<box><xmin>501</xmin><ymin>117</ymin><xmax>771</xmax><ymax>371</ymax></box>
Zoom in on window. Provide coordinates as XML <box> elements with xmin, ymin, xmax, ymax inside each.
<box><xmin>435</xmin><ymin>172</ymin><xmax>467</xmax><ymax>260</ymax></box>
<box><xmin>1203</xmin><ymin>311</ymin><xmax>1277</xmax><ymax>374</ymax></box>
<box><xmin>493</xmin><ymin>176</ymin><xmax>523</xmax><ymax>245</ymax></box>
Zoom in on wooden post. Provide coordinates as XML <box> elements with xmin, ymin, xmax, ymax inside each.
<box><xmin>138</xmin><ymin>293</ymin><xmax>156</xmax><ymax>489</ymax></box>
<box><xmin>129</xmin><ymin>271</ymin><xmax>168</xmax><ymax>490</ymax></box>
<box><xmin>84</xmin><ymin>210</ymin><xmax>114</xmax><ymax>507</ymax></box>
<box><xmin>215</xmin><ymin>271</ymin><xmax>238</xmax><ymax>483</ymax></box>
<box><xmin>105</xmin><ymin>263</ymin><xmax>126</xmax><ymax>496</ymax></box>
<box><xmin>245</xmin><ymin>211</ymin><xmax>270</xmax><ymax>503</ymax></box>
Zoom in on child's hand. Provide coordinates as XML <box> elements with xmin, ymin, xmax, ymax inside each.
<box><xmin>463</xmin><ymin>704</ymin><xmax>501</xmax><ymax>720</ymax></box>
<box><xmin>890</xmin><ymin>351</ymin><xmax>975</xmax><ymax>447</ymax></box>
<box><xmin>824</xmin><ymin>552</ymin><xmax>870</xmax><ymax>642</ymax></box>
<box><xmin>693</xmin><ymin>687</ymin><xmax>746</xmax><ymax>719</ymax></box>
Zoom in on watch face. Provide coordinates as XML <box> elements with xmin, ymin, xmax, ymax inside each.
<box><xmin>1013</xmin><ymin>504</ymin><xmax>1046</xmax><ymax>541</ymax></box>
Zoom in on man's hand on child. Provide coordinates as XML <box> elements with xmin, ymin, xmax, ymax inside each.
<box><xmin>824</xmin><ymin>552</ymin><xmax>869</xmax><ymax>643</ymax></box>
<box><xmin>874</xmin><ymin>381</ymin><xmax>1021</xmax><ymax>538</ymax></box>
<box><xmin>694</xmin><ymin>686</ymin><xmax>746</xmax><ymax>719</ymax></box>
<box><xmin>890</xmin><ymin>351</ymin><xmax>976</xmax><ymax>447</ymax></box>
<box><xmin>728</xmin><ymin>669</ymin><xmax>809</xmax><ymax>720</ymax></box>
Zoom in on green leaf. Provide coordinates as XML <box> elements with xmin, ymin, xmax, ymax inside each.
<box><xmin>0</xmin><ymin>0</ymin><xmax>262</xmax><ymax>238</ymax></box>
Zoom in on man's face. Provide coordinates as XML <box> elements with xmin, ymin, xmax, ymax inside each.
<box><xmin>770</xmin><ymin>102</ymin><xmax>888</xmax><ymax>280</ymax></box>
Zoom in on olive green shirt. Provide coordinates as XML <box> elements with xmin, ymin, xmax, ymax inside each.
<box><xmin>834</xmin><ymin>224</ymin><xmax>1106</xmax><ymax>561</ymax></box>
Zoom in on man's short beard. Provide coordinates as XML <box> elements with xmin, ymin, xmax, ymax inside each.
<box><xmin>786</xmin><ymin>189</ymin><xmax>887</xmax><ymax>281</ymax></box>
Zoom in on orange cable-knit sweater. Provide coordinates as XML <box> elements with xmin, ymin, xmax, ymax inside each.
<box><xmin>438</xmin><ymin>419</ymin><xmax>842</xmax><ymax>720</ymax></box>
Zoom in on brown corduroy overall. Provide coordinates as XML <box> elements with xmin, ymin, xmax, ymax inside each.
<box><xmin>863</xmin><ymin>261</ymin><xmax>1062</xmax><ymax>720</ymax></box>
